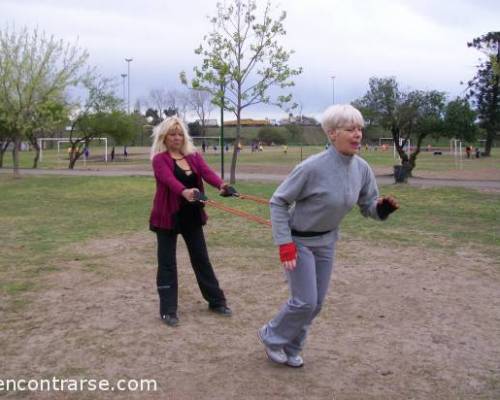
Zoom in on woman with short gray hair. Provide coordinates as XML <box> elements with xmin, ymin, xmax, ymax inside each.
<box><xmin>258</xmin><ymin>104</ymin><xmax>399</xmax><ymax>367</ymax></box>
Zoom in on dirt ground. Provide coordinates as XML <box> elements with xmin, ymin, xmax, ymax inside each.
<box><xmin>1</xmin><ymin>230</ymin><xmax>499</xmax><ymax>399</ymax></box>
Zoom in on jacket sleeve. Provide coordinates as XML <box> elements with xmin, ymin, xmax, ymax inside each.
<box><xmin>152</xmin><ymin>155</ymin><xmax>186</xmax><ymax>196</ymax></box>
<box><xmin>195</xmin><ymin>153</ymin><xmax>224</xmax><ymax>189</ymax></box>
<box><xmin>357</xmin><ymin>164</ymin><xmax>380</xmax><ymax>220</ymax></box>
<box><xmin>270</xmin><ymin>164</ymin><xmax>309</xmax><ymax>245</ymax></box>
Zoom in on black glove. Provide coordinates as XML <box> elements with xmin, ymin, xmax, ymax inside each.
<box><xmin>193</xmin><ymin>190</ymin><xmax>208</xmax><ymax>202</ymax></box>
<box><xmin>220</xmin><ymin>185</ymin><xmax>239</xmax><ymax>197</ymax></box>
<box><xmin>376</xmin><ymin>198</ymin><xmax>398</xmax><ymax>220</ymax></box>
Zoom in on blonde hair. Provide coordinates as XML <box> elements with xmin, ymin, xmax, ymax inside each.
<box><xmin>150</xmin><ymin>117</ymin><xmax>197</xmax><ymax>160</ymax></box>
<box><xmin>321</xmin><ymin>104</ymin><xmax>365</xmax><ymax>137</ymax></box>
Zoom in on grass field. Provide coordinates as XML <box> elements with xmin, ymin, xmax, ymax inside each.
<box><xmin>1</xmin><ymin>175</ymin><xmax>499</xmax><ymax>399</ymax></box>
<box><xmin>3</xmin><ymin>145</ymin><xmax>500</xmax><ymax>175</ymax></box>
<box><xmin>1</xmin><ymin>175</ymin><xmax>499</xmax><ymax>301</ymax></box>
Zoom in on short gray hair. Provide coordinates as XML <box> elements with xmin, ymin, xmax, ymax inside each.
<box><xmin>321</xmin><ymin>104</ymin><xmax>365</xmax><ymax>134</ymax></box>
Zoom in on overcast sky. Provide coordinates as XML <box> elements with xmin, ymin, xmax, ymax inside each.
<box><xmin>1</xmin><ymin>0</ymin><xmax>498</xmax><ymax>120</ymax></box>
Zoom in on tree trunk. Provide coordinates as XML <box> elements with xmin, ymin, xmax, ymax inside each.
<box><xmin>68</xmin><ymin>144</ymin><xmax>81</xmax><ymax>169</ymax></box>
<box><xmin>229</xmin><ymin>112</ymin><xmax>240</xmax><ymax>184</ymax></box>
<box><xmin>32</xmin><ymin>139</ymin><xmax>41</xmax><ymax>169</ymax></box>
<box><xmin>391</xmin><ymin>126</ymin><xmax>413</xmax><ymax>181</ymax></box>
<box><xmin>484</xmin><ymin>44</ymin><xmax>500</xmax><ymax>157</ymax></box>
<box><xmin>12</xmin><ymin>137</ymin><xmax>21</xmax><ymax>178</ymax></box>
<box><xmin>0</xmin><ymin>140</ymin><xmax>10</xmax><ymax>168</ymax></box>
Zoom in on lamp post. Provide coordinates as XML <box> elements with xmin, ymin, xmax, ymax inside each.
<box><xmin>330</xmin><ymin>75</ymin><xmax>335</xmax><ymax>104</ymax></box>
<box><xmin>120</xmin><ymin>73</ymin><xmax>127</xmax><ymax>111</ymax></box>
<box><xmin>220</xmin><ymin>78</ymin><xmax>225</xmax><ymax>180</ymax></box>
<box><xmin>125</xmin><ymin>58</ymin><xmax>133</xmax><ymax>114</ymax></box>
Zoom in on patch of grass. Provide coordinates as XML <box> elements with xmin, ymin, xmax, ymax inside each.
<box><xmin>6</xmin><ymin>146</ymin><xmax>499</xmax><ymax>174</ymax></box>
<box><xmin>1</xmin><ymin>175</ymin><xmax>498</xmax><ymax>301</ymax></box>
<box><xmin>1</xmin><ymin>281</ymin><xmax>35</xmax><ymax>295</ymax></box>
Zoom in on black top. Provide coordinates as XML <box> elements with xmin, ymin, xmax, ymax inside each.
<box><xmin>172</xmin><ymin>161</ymin><xmax>204</xmax><ymax>232</ymax></box>
<box><xmin>150</xmin><ymin>160</ymin><xmax>204</xmax><ymax>234</ymax></box>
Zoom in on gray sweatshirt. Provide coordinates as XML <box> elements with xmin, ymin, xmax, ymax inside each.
<box><xmin>270</xmin><ymin>146</ymin><xmax>381</xmax><ymax>245</ymax></box>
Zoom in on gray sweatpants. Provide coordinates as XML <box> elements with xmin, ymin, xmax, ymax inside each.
<box><xmin>261</xmin><ymin>231</ymin><xmax>337</xmax><ymax>356</ymax></box>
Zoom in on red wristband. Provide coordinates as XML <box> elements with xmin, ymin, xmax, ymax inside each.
<box><xmin>279</xmin><ymin>243</ymin><xmax>297</xmax><ymax>262</ymax></box>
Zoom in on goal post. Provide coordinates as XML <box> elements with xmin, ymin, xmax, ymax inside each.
<box><xmin>38</xmin><ymin>137</ymin><xmax>108</xmax><ymax>163</ymax></box>
<box><xmin>378</xmin><ymin>137</ymin><xmax>411</xmax><ymax>160</ymax></box>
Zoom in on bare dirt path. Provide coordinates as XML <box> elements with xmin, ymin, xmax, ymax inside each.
<box><xmin>1</xmin><ymin>232</ymin><xmax>499</xmax><ymax>399</ymax></box>
<box><xmin>2</xmin><ymin>166</ymin><xmax>500</xmax><ymax>191</ymax></box>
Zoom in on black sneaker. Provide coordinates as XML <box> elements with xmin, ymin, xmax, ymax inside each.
<box><xmin>208</xmin><ymin>305</ymin><xmax>232</xmax><ymax>317</ymax></box>
<box><xmin>161</xmin><ymin>314</ymin><xmax>179</xmax><ymax>327</ymax></box>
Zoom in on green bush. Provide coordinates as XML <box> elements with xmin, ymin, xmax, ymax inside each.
<box><xmin>257</xmin><ymin>127</ymin><xmax>286</xmax><ymax>145</ymax></box>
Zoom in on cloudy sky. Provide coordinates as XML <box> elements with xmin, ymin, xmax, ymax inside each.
<box><xmin>1</xmin><ymin>0</ymin><xmax>498</xmax><ymax>120</ymax></box>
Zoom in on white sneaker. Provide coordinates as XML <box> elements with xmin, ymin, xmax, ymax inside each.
<box><xmin>258</xmin><ymin>326</ymin><xmax>287</xmax><ymax>364</ymax></box>
<box><xmin>286</xmin><ymin>354</ymin><xmax>304</xmax><ymax>368</ymax></box>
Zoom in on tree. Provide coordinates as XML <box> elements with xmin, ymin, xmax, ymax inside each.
<box><xmin>28</xmin><ymin>98</ymin><xmax>69</xmax><ymax>168</ymax></box>
<box><xmin>0</xmin><ymin>104</ymin><xmax>14</xmax><ymax>168</ymax></box>
<box><xmin>466</xmin><ymin>31</ymin><xmax>500</xmax><ymax>156</ymax></box>
<box><xmin>188</xmin><ymin>121</ymin><xmax>202</xmax><ymax>137</ymax></box>
<box><xmin>147</xmin><ymin>88</ymin><xmax>169</xmax><ymax>119</ymax></box>
<box><xmin>444</xmin><ymin>97</ymin><xmax>479</xmax><ymax>143</ymax></box>
<box><xmin>257</xmin><ymin>126</ymin><xmax>286</xmax><ymax>145</ymax></box>
<box><xmin>181</xmin><ymin>0</ymin><xmax>302</xmax><ymax>183</ymax></box>
<box><xmin>187</xmin><ymin>89</ymin><xmax>214</xmax><ymax>137</ymax></box>
<box><xmin>354</xmin><ymin>77</ymin><xmax>447</xmax><ymax>176</ymax></box>
<box><xmin>283</xmin><ymin>124</ymin><xmax>303</xmax><ymax>144</ymax></box>
<box><xmin>67</xmin><ymin>76</ymin><xmax>123</xmax><ymax>169</ymax></box>
<box><xmin>0</xmin><ymin>26</ymin><xmax>89</xmax><ymax>176</ymax></box>
<box><xmin>145</xmin><ymin>108</ymin><xmax>162</xmax><ymax>126</ymax></box>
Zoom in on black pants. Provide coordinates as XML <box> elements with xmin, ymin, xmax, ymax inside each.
<box><xmin>156</xmin><ymin>225</ymin><xmax>226</xmax><ymax>315</ymax></box>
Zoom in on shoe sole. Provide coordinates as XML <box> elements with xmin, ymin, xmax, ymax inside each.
<box><xmin>257</xmin><ymin>327</ymin><xmax>287</xmax><ymax>365</ymax></box>
<box><xmin>285</xmin><ymin>361</ymin><xmax>304</xmax><ymax>368</ymax></box>
<box><xmin>160</xmin><ymin>317</ymin><xmax>179</xmax><ymax>327</ymax></box>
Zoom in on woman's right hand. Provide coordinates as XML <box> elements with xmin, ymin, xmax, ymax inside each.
<box><xmin>182</xmin><ymin>188</ymin><xmax>199</xmax><ymax>202</ymax></box>
<box><xmin>279</xmin><ymin>243</ymin><xmax>297</xmax><ymax>271</ymax></box>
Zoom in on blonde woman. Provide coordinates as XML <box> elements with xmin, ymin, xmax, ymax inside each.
<box><xmin>149</xmin><ymin>117</ymin><xmax>232</xmax><ymax>327</ymax></box>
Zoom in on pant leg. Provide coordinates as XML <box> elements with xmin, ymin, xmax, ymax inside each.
<box><xmin>180</xmin><ymin>226</ymin><xmax>226</xmax><ymax>307</ymax></box>
<box><xmin>284</xmin><ymin>241</ymin><xmax>336</xmax><ymax>356</ymax></box>
<box><xmin>156</xmin><ymin>230</ymin><xmax>178</xmax><ymax>315</ymax></box>
<box><xmin>261</xmin><ymin>243</ymin><xmax>318</xmax><ymax>350</ymax></box>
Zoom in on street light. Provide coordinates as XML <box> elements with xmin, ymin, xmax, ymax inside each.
<box><xmin>125</xmin><ymin>58</ymin><xmax>133</xmax><ymax>114</ymax></box>
<box><xmin>330</xmin><ymin>75</ymin><xmax>335</xmax><ymax>104</ymax></box>
<box><xmin>120</xmin><ymin>73</ymin><xmax>127</xmax><ymax>111</ymax></box>
<box><xmin>219</xmin><ymin>77</ymin><xmax>226</xmax><ymax>180</ymax></box>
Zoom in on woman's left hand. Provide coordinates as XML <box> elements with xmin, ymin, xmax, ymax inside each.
<box><xmin>376</xmin><ymin>195</ymin><xmax>399</xmax><ymax>219</ymax></box>
<box><xmin>377</xmin><ymin>195</ymin><xmax>399</xmax><ymax>209</ymax></box>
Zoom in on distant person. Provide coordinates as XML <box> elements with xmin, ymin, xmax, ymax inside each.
<box><xmin>258</xmin><ymin>104</ymin><xmax>399</xmax><ymax>368</ymax></box>
<box><xmin>111</xmin><ymin>146</ymin><xmax>115</xmax><ymax>161</ymax></box>
<box><xmin>465</xmin><ymin>146</ymin><xmax>471</xmax><ymax>159</ymax></box>
<box><xmin>475</xmin><ymin>147</ymin><xmax>480</xmax><ymax>158</ymax></box>
<box><xmin>202</xmin><ymin>141</ymin><xmax>206</xmax><ymax>153</ymax></box>
<box><xmin>124</xmin><ymin>146</ymin><xmax>128</xmax><ymax>158</ymax></box>
<box><xmin>427</xmin><ymin>144</ymin><xmax>432</xmax><ymax>152</ymax></box>
<box><xmin>83</xmin><ymin>147</ymin><xmax>89</xmax><ymax>159</ymax></box>
<box><xmin>149</xmin><ymin>117</ymin><xmax>233</xmax><ymax>327</ymax></box>
<box><xmin>225</xmin><ymin>143</ymin><xmax>229</xmax><ymax>152</ymax></box>
<box><xmin>283</xmin><ymin>145</ymin><xmax>288</xmax><ymax>155</ymax></box>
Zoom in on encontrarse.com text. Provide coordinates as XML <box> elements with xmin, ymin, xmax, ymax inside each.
<box><xmin>0</xmin><ymin>378</ymin><xmax>157</xmax><ymax>392</ymax></box>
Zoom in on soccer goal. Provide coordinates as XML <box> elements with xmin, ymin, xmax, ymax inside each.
<box><xmin>449</xmin><ymin>139</ymin><xmax>463</xmax><ymax>158</ymax></box>
<box><xmin>38</xmin><ymin>137</ymin><xmax>108</xmax><ymax>163</ymax></box>
<box><xmin>379</xmin><ymin>137</ymin><xmax>411</xmax><ymax>160</ymax></box>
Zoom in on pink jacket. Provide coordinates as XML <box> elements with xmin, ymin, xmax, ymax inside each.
<box><xmin>149</xmin><ymin>151</ymin><xmax>224</xmax><ymax>230</ymax></box>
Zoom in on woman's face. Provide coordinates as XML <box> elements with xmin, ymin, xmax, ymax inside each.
<box><xmin>329</xmin><ymin>125</ymin><xmax>363</xmax><ymax>156</ymax></box>
<box><xmin>164</xmin><ymin>126</ymin><xmax>185</xmax><ymax>152</ymax></box>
